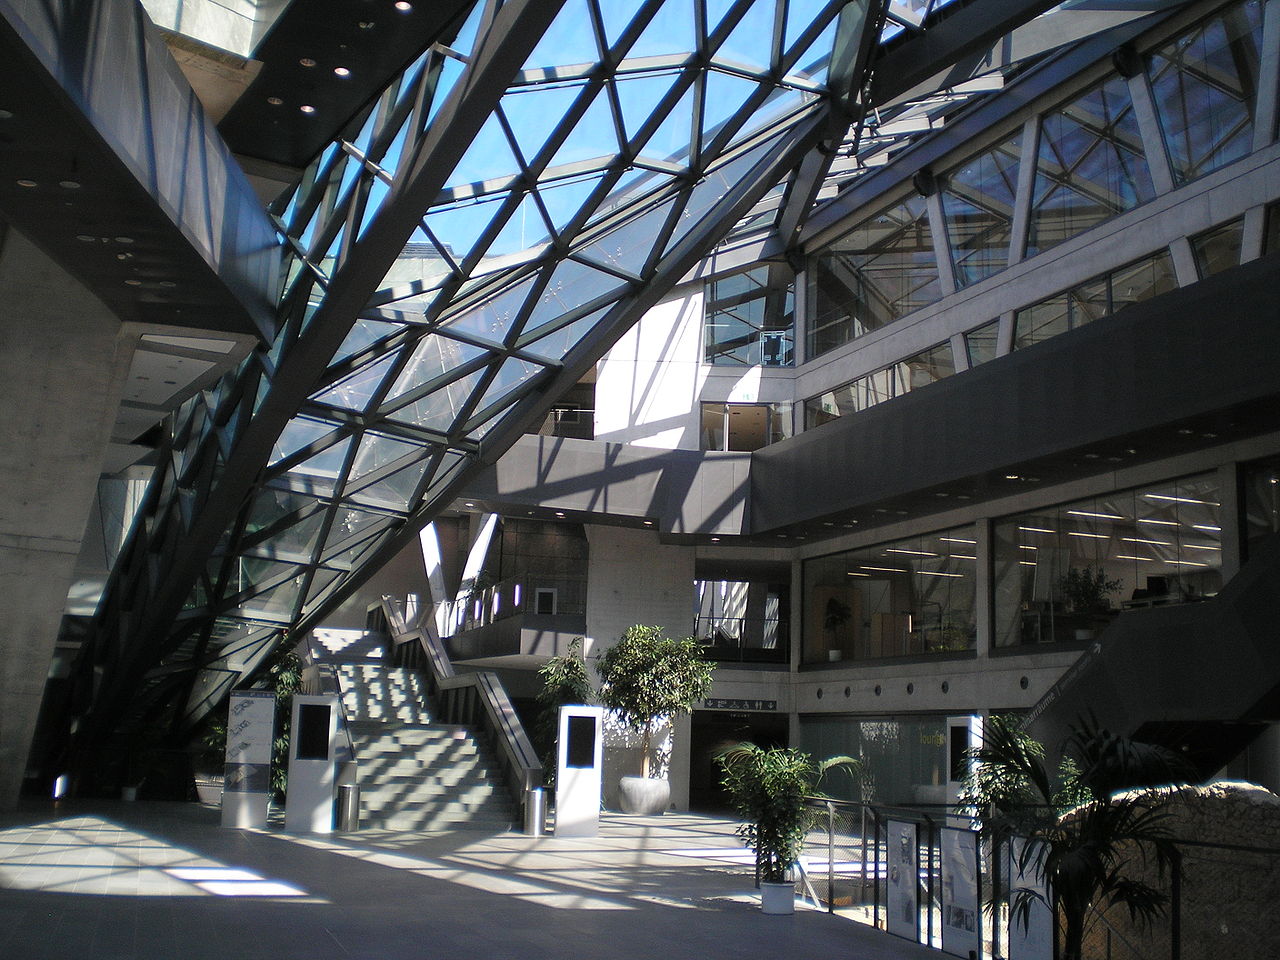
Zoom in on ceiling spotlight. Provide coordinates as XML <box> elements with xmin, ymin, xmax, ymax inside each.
<box><xmin>299</xmin><ymin>104</ymin><xmax>316</xmax><ymax>114</ymax></box>
<box><xmin>76</xmin><ymin>234</ymin><xmax>96</xmax><ymax>242</ymax></box>
<box><xmin>114</xmin><ymin>236</ymin><xmax>134</xmax><ymax>244</ymax></box>
<box><xmin>299</xmin><ymin>57</ymin><xmax>317</xmax><ymax>68</ymax></box>
<box><xmin>358</xmin><ymin>20</ymin><xmax>375</xmax><ymax>29</ymax></box>
<box><xmin>267</xmin><ymin>96</ymin><xmax>283</xmax><ymax>106</ymax></box>
<box><xmin>464</xmin><ymin>502</ymin><xmax>475</xmax><ymax>508</ymax></box>
<box><xmin>643</xmin><ymin>520</ymin><xmax>653</xmax><ymax>526</ymax></box>
<box><xmin>59</xmin><ymin>179</ymin><xmax>81</xmax><ymax>189</ymax></box>
<box><xmin>16</xmin><ymin>178</ymin><xmax>36</xmax><ymax>187</ymax></box>
<box><xmin>394</xmin><ymin>1</ymin><xmax>413</xmax><ymax>10</ymax></box>
<box><xmin>710</xmin><ymin>537</ymin><xmax>720</xmax><ymax>542</ymax></box>
<box><xmin>159</xmin><ymin>280</ymin><xmax>176</xmax><ymax>287</ymax></box>
<box><xmin>333</xmin><ymin>66</ymin><xmax>351</xmax><ymax>77</ymax></box>
<box><xmin>124</xmin><ymin>279</ymin><xmax>142</xmax><ymax>286</ymax></box>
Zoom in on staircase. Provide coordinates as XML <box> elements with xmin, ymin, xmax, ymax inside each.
<box><xmin>315</xmin><ymin>639</ymin><xmax>516</xmax><ymax>831</ymax></box>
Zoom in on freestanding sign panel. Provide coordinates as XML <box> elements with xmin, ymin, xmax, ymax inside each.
<box><xmin>885</xmin><ymin>820</ymin><xmax>919</xmax><ymax>942</ymax></box>
<box><xmin>222</xmin><ymin>690</ymin><xmax>275</xmax><ymax>829</ymax></box>
<box><xmin>555</xmin><ymin>705</ymin><xmax>602</xmax><ymax>837</ymax></box>
<box><xmin>941</xmin><ymin>827</ymin><xmax>981</xmax><ymax>959</ymax></box>
<box><xmin>1008</xmin><ymin>837</ymin><xmax>1053</xmax><ymax>960</ymax></box>
<box><xmin>284</xmin><ymin>694</ymin><xmax>338</xmax><ymax>833</ymax></box>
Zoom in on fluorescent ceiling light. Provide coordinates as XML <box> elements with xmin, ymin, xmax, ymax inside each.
<box><xmin>1138</xmin><ymin>518</ymin><xmax>1179</xmax><ymax>526</ymax></box>
<box><xmin>1121</xmin><ymin>537</ymin><xmax>1169</xmax><ymax>546</ymax></box>
<box><xmin>1142</xmin><ymin>494</ymin><xmax>1220</xmax><ymax>506</ymax></box>
<box><xmin>917</xmin><ymin>570</ymin><xmax>964</xmax><ymax>578</ymax></box>
<box><xmin>1067</xmin><ymin>510</ymin><xmax>1125</xmax><ymax>520</ymax></box>
<box><xmin>860</xmin><ymin>565</ymin><xmax>906</xmax><ymax>573</ymax></box>
<box><xmin>1068</xmin><ymin>531</ymin><xmax>1109</xmax><ymax>539</ymax></box>
<box><xmin>1017</xmin><ymin>526</ymin><xmax>1054</xmax><ymax>534</ymax></box>
<box><xmin>885</xmin><ymin>548</ymin><xmax>937</xmax><ymax>556</ymax></box>
<box><xmin>938</xmin><ymin>537</ymin><xmax>976</xmax><ymax>544</ymax></box>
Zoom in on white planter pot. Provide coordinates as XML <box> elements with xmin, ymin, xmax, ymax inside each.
<box><xmin>760</xmin><ymin>880</ymin><xmax>796</xmax><ymax>915</ymax></box>
<box><xmin>618</xmin><ymin>775</ymin><xmax>670</xmax><ymax>815</ymax></box>
<box><xmin>195</xmin><ymin>778</ymin><xmax>223</xmax><ymax>806</ymax></box>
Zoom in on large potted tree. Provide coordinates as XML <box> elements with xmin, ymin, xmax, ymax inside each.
<box><xmin>717</xmin><ymin>743</ymin><xmax>858</xmax><ymax>914</ymax></box>
<box><xmin>596</xmin><ymin>624</ymin><xmax>714</xmax><ymax>815</ymax></box>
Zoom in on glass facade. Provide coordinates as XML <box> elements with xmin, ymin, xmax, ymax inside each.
<box><xmin>941</xmin><ymin>135</ymin><xmax>1022</xmax><ymax>286</ymax></box>
<box><xmin>808</xmin><ymin>195</ymin><xmax>941</xmax><ymax>357</ymax></box>
<box><xmin>1013</xmin><ymin>249</ymin><xmax>1176</xmax><ymax>349</ymax></box>
<box><xmin>694</xmin><ymin>578</ymin><xmax>789</xmax><ymax>664</ymax></box>
<box><xmin>993</xmin><ymin>474</ymin><xmax>1223</xmax><ymax>648</ymax></box>
<box><xmin>965</xmin><ymin>320</ymin><xmax>1000</xmax><ymax>367</ymax></box>
<box><xmin>703</xmin><ymin>263</ymin><xmax>796</xmax><ymax>366</ymax></box>
<box><xmin>700</xmin><ymin>402</ymin><xmax>791</xmax><ymax>451</ymax></box>
<box><xmin>1027</xmin><ymin>76</ymin><xmax>1154</xmax><ymax>257</ymax></box>
<box><xmin>803</xmin><ymin>341</ymin><xmax>955</xmax><ymax>427</ymax></box>
<box><xmin>1149</xmin><ymin>0</ymin><xmax>1265</xmax><ymax>185</ymax></box>
<box><xmin>1191</xmin><ymin>218</ymin><xmax>1245</xmax><ymax>278</ymax></box>
<box><xmin>803</xmin><ymin>526</ymin><xmax>977</xmax><ymax>664</ymax></box>
<box><xmin>800</xmin><ymin>715</ymin><xmax>948</xmax><ymax>805</ymax></box>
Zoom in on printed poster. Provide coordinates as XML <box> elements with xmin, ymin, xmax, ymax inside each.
<box><xmin>886</xmin><ymin>820</ymin><xmax>919</xmax><ymax>941</ymax></box>
<box><xmin>941</xmin><ymin>827</ymin><xmax>981</xmax><ymax>959</ymax></box>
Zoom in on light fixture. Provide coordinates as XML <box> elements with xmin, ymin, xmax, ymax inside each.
<box><xmin>1142</xmin><ymin>493</ymin><xmax>1220</xmax><ymax>506</ymax></box>
<box><xmin>917</xmin><ymin>570</ymin><xmax>964</xmax><ymax>578</ymax></box>
<box><xmin>643</xmin><ymin>520</ymin><xmax>653</xmax><ymax>526</ymax></box>
<box><xmin>1191</xmin><ymin>524</ymin><xmax>1222</xmax><ymax>532</ymax></box>
<box><xmin>464</xmin><ymin>502</ymin><xmax>474</xmax><ymax>508</ymax></box>
<box><xmin>125</xmin><ymin>279</ymin><xmax>142</xmax><ymax>286</ymax></box>
<box><xmin>300</xmin><ymin>104</ymin><xmax>316</xmax><ymax>114</ymax></box>
<box><xmin>115</xmin><ymin>236</ymin><xmax>134</xmax><ymax>244</ymax></box>
<box><xmin>860</xmin><ymin>565</ymin><xmax>905</xmax><ymax>573</ymax></box>
<box><xmin>1121</xmin><ymin>537</ymin><xmax>1169</xmax><ymax>546</ymax></box>
<box><xmin>394</xmin><ymin>1</ymin><xmax>412</xmax><ymax>10</ymax></box>
<box><xmin>76</xmin><ymin>234</ymin><xmax>96</xmax><ymax>242</ymax></box>
<box><xmin>16</xmin><ymin>178</ymin><xmax>36</xmax><ymax>187</ymax></box>
<box><xmin>1067</xmin><ymin>509</ymin><xmax>1125</xmax><ymax>520</ymax></box>
<box><xmin>1138</xmin><ymin>518</ymin><xmax>1178</xmax><ymax>526</ymax></box>
<box><xmin>0</xmin><ymin>109</ymin><xmax>12</xmax><ymax>119</ymax></box>
<box><xmin>59</xmin><ymin>179</ymin><xmax>81</xmax><ymax>189</ymax></box>
<box><xmin>1068</xmin><ymin>531</ymin><xmax>1109</xmax><ymax>539</ymax></box>
<box><xmin>267</xmin><ymin>96</ymin><xmax>283</xmax><ymax>106</ymax></box>
<box><xmin>710</xmin><ymin>537</ymin><xmax>720</xmax><ymax>542</ymax></box>
<box><xmin>885</xmin><ymin>548</ymin><xmax>936</xmax><ymax>557</ymax></box>
<box><xmin>299</xmin><ymin>57</ymin><xmax>317</xmax><ymax>67</ymax></box>
<box><xmin>938</xmin><ymin>537</ymin><xmax>976</xmax><ymax>545</ymax></box>
<box><xmin>334</xmin><ymin>66</ymin><xmax>351</xmax><ymax>77</ymax></box>
<box><xmin>1018</xmin><ymin>526</ymin><xmax>1054</xmax><ymax>534</ymax></box>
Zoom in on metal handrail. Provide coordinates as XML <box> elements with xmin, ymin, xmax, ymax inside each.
<box><xmin>380</xmin><ymin>595</ymin><xmax>542</xmax><ymax>808</ymax></box>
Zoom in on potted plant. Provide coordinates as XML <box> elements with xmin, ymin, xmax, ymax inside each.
<box><xmin>534</xmin><ymin>637</ymin><xmax>592</xmax><ymax>788</ymax></box>
<box><xmin>963</xmin><ymin>714</ymin><xmax>1194</xmax><ymax>960</ymax></box>
<box><xmin>717</xmin><ymin>743</ymin><xmax>859</xmax><ymax>914</ymax></box>
<box><xmin>1058</xmin><ymin>567</ymin><xmax>1122</xmax><ymax>639</ymax></box>
<box><xmin>596</xmin><ymin>624</ymin><xmax>714</xmax><ymax>815</ymax></box>
<box><xmin>823</xmin><ymin>597</ymin><xmax>851</xmax><ymax>661</ymax></box>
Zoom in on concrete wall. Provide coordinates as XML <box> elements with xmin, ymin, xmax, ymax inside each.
<box><xmin>0</xmin><ymin>226</ymin><xmax>133</xmax><ymax>808</ymax></box>
<box><xmin>583</xmin><ymin>525</ymin><xmax>696</xmax><ymax>809</ymax></box>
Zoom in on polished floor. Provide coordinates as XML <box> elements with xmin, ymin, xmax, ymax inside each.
<box><xmin>0</xmin><ymin>799</ymin><xmax>941</xmax><ymax>960</ymax></box>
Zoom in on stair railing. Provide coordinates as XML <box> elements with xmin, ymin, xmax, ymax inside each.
<box><xmin>380</xmin><ymin>596</ymin><xmax>543</xmax><ymax>810</ymax></box>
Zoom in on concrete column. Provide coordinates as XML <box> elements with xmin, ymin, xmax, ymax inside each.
<box><xmin>0</xmin><ymin>225</ymin><xmax>133</xmax><ymax>808</ymax></box>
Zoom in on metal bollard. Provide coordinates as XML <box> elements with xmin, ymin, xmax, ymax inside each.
<box><xmin>336</xmin><ymin>783</ymin><xmax>360</xmax><ymax>831</ymax></box>
<box><xmin>523</xmin><ymin>787</ymin><xmax>546</xmax><ymax>836</ymax></box>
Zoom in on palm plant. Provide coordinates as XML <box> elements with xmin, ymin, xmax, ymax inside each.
<box><xmin>965</xmin><ymin>715</ymin><xmax>1195</xmax><ymax>960</ymax></box>
<box><xmin>717</xmin><ymin>743</ymin><xmax>858</xmax><ymax>884</ymax></box>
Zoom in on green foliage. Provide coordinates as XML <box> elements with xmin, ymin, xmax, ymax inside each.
<box><xmin>534</xmin><ymin>638</ymin><xmax>592</xmax><ymax>785</ymax></box>
<box><xmin>964</xmin><ymin>714</ymin><xmax>1195</xmax><ymax>960</ymax></box>
<box><xmin>596</xmin><ymin>625</ymin><xmax>714</xmax><ymax>778</ymax></box>
<box><xmin>1059</xmin><ymin>566</ymin><xmax>1123</xmax><ymax>613</ymax></box>
<box><xmin>717</xmin><ymin>743</ymin><xmax>859</xmax><ymax>884</ymax></box>
<box><xmin>266</xmin><ymin>645</ymin><xmax>304</xmax><ymax>803</ymax></box>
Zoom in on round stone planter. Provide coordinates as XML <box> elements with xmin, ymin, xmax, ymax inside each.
<box><xmin>760</xmin><ymin>880</ymin><xmax>796</xmax><ymax>915</ymax></box>
<box><xmin>618</xmin><ymin>775</ymin><xmax>670</xmax><ymax>815</ymax></box>
<box><xmin>194</xmin><ymin>776</ymin><xmax>223</xmax><ymax>806</ymax></box>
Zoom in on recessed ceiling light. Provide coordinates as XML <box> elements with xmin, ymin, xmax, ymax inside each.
<box><xmin>464</xmin><ymin>502</ymin><xmax>474</xmax><ymax>508</ymax></box>
<box><xmin>59</xmin><ymin>179</ymin><xmax>81</xmax><ymax>189</ymax></box>
<box><xmin>643</xmin><ymin>520</ymin><xmax>653</xmax><ymax>526</ymax></box>
<box><xmin>333</xmin><ymin>66</ymin><xmax>351</xmax><ymax>77</ymax></box>
<box><xmin>115</xmin><ymin>236</ymin><xmax>134</xmax><ymax>244</ymax></box>
<box><xmin>125</xmin><ymin>279</ymin><xmax>142</xmax><ymax>286</ymax></box>
<box><xmin>710</xmin><ymin>537</ymin><xmax>720</xmax><ymax>542</ymax></box>
<box><xmin>299</xmin><ymin>57</ymin><xmax>317</xmax><ymax>67</ymax></box>
<box><xmin>394</xmin><ymin>1</ymin><xmax>412</xmax><ymax>11</ymax></box>
<box><xmin>267</xmin><ymin>96</ymin><xmax>283</xmax><ymax>106</ymax></box>
<box><xmin>358</xmin><ymin>20</ymin><xmax>375</xmax><ymax>29</ymax></box>
<box><xmin>116</xmin><ymin>252</ymin><xmax>132</xmax><ymax>261</ymax></box>
<box><xmin>76</xmin><ymin>234</ymin><xmax>96</xmax><ymax>242</ymax></box>
<box><xmin>300</xmin><ymin>104</ymin><xmax>316</xmax><ymax>114</ymax></box>
<box><xmin>1084</xmin><ymin>452</ymin><xmax>1100</xmax><ymax>459</ymax></box>
<box><xmin>16</xmin><ymin>178</ymin><xmax>36</xmax><ymax>187</ymax></box>
<box><xmin>159</xmin><ymin>280</ymin><xmax>176</xmax><ymax>287</ymax></box>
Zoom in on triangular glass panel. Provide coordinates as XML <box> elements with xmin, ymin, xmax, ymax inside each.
<box><xmin>486</xmin><ymin>192</ymin><xmax>554</xmax><ymax>259</ymax></box>
<box><xmin>426</xmin><ymin>56</ymin><xmax>465</xmax><ymax>127</ymax></box>
<box><xmin>313</xmin><ymin>353</ymin><xmax>398</xmax><ymax>412</ymax></box>
<box><xmin>599</xmin><ymin>0</ymin><xmax>642</xmax><ymax>52</ymax></box>
<box><xmin>575</xmin><ymin>194</ymin><xmax>678</xmax><ymax>277</ymax></box>
<box><xmin>614</xmin><ymin>72</ymin><xmax>682</xmax><ymax>146</ymax></box>
<box><xmin>787</xmin><ymin>9</ymin><xmax>836</xmax><ymax>81</ymax></box>
<box><xmin>713</xmin><ymin>0</ymin><xmax>776</xmax><ymax>73</ymax></box>
<box><xmin>662</xmin><ymin>132</ymin><xmax>780</xmax><ymax>258</ymax></box>
<box><xmin>300</xmin><ymin>566</ymin><xmax>346</xmax><ymax>613</ymax></box>
<box><xmin>245</xmin><ymin>489</ymin><xmax>314</xmax><ymax>536</ymax></box>
<box><xmin>451</xmin><ymin>112</ymin><xmax>523</xmax><ymax>188</ymax></box>
<box><xmin>328</xmin><ymin>530</ymin><xmax>392</xmax><ymax>576</ymax></box>
<box><xmin>349</xmin><ymin>105</ymin><xmax>381</xmax><ymax>160</ymax></box>
<box><xmin>731</xmin><ymin>85</ymin><xmax>808</xmax><ymax>147</ymax></box>
<box><xmin>383</xmin><ymin>334</ymin><xmax>487</xmax><ymax>405</ymax></box>
<box><xmin>357</xmin><ymin>173</ymin><xmax>392</xmax><ymax>240</ymax></box>
<box><xmin>705</xmin><ymin>0</ymin><xmax>738</xmax><ymax>35</ymax></box>
<box><xmin>420</xmin><ymin>453</ymin><xmax>470</xmax><ymax>506</ymax></box>
<box><xmin>624</xmin><ymin>0</ymin><xmax>696</xmax><ymax>60</ymax></box>
<box><xmin>783</xmin><ymin>0</ymin><xmax>828</xmax><ymax>56</ymax></box>
<box><xmin>522</xmin><ymin>0</ymin><xmax>600</xmax><ymax>71</ymax></box>
<box><xmin>536</xmin><ymin>174</ymin><xmax>607</xmax><ymax>241</ymax></box>
<box><xmin>253</xmin><ymin>510</ymin><xmax>328</xmax><ymax>560</ymax></box>
<box><xmin>375</xmin><ymin>238</ymin><xmax>453</xmax><ymax>312</ymax></box>
<box><xmin>548</xmin><ymin>87</ymin><xmax>622</xmax><ymax>171</ymax></box>
<box><xmin>500</xmin><ymin>83</ymin><xmax>587</xmax><ymax>165</ymax></box>
<box><xmin>448</xmin><ymin>1</ymin><xmax>486</xmax><ymax>57</ymax></box>
<box><xmin>237</xmin><ymin>576</ymin><xmax>304</xmax><ymax>621</ymax></box>
<box><xmin>349</xmin><ymin>458</ymin><xmax>432</xmax><ymax>511</ymax></box>
<box><xmin>470</xmin><ymin>356</ymin><xmax>544</xmax><ymax>419</ymax></box>
<box><xmin>386</xmin><ymin>367</ymin><xmax>488</xmax><ymax>434</ymax></box>
<box><xmin>520</xmin><ymin>306</ymin><xmax>611</xmax><ymax>363</ymax></box>
<box><xmin>375</xmin><ymin>109</ymin><xmax>415</xmax><ymax>181</ymax></box>
<box><xmin>286</xmin><ymin>436</ymin><xmax>352</xmax><ymax>496</ymax></box>
<box><xmin>325</xmin><ymin>506</ymin><xmax>389</xmax><ymax>548</ymax></box>
<box><xmin>270</xmin><ymin>416</ymin><xmax>338</xmax><ymax>467</ymax></box>
<box><xmin>703</xmin><ymin>70</ymin><xmax>763</xmax><ymax>141</ymax></box>
<box><xmin>227</xmin><ymin>556</ymin><xmax>303</xmax><ymax>599</ymax></box>
<box><xmin>349</xmin><ymin>432</ymin><xmax>426</xmax><ymax>482</ymax></box>
<box><xmin>524</xmin><ymin>258</ymin><xmax>622</xmax><ymax>331</ymax></box>
<box><xmin>634</xmin><ymin>84</ymin><xmax>697</xmax><ymax>166</ymax></box>
<box><xmin>330</xmin><ymin>319</ymin><xmax>401</xmax><ymax>366</ymax></box>
<box><xmin>439</xmin><ymin>274</ymin><xmax>538</xmax><ymax>344</ymax></box>
<box><xmin>424</xmin><ymin>196</ymin><xmax>508</xmax><ymax>263</ymax></box>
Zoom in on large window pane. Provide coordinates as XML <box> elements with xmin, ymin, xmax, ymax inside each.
<box><xmin>803</xmin><ymin>342</ymin><xmax>954</xmax><ymax>427</ymax></box>
<box><xmin>965</xmin><ymin>319</ymin><xmax>1000</xmax><ymax>367</ymax></box>
<box><xmin>808</xmin><ymin>195</ymin><xmax>942</xmax><ymax>358</ymax></box>
<box><xmin>1191</xmin><ymin>218</ymin><xmax>1245</xmax><ymax>279</ymax></box>
<box><xmin>704</xmin><ymin>263</ymin><xmax>796</xmax><ymax>366</ymax></box>
<box><xmin>993</xmin><ymin>474</ymin><xmax>1222</xmax><ymax>648</ymax></box>
<box><xmin>1149</xmin><ymin>0</ymin><xmax>1265</xmax><ymax>185</ymax></box>
<box><xmin>1027</xmin><ymin>76</ymin><xmax>1154</xmax><ymax>257</ymax></box>
<box><xmin>701</xmin><ymin>402</ymin><xmax>791</xmax><ymax>450</ymax></box>
<box><xmin>800</xmin><ymin>716</ymin><xmax>947</xmax><ymax>804</ymax></box>
<box><xmin>803</xmin><ymin>527</ymin><xmax>977</xmax><ymax>664</ymax></box>
<box><xmin>942</xmin><ymin>135</ymin><xmax>1022</xmax><ymax>285</ymax></box>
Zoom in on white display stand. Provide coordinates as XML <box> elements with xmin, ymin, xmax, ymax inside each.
<box><xmin>886</xmin><ymin>820</ymin><xmax>919</xmax><ymax>941</ymax></box>
<box><xmin>554</xmin><ymin>705</ymin><xmax>602</xmax><ymax>838</ymax></box>
<box><xmin>284</xmin><ymin>694</ymin><xmax>339</xmax><ymax>833</ymax></box>
<box><xmin>946</xmin><ymin>714</ymin><xmax>983</xmax><ymax>827</ymax></box>
<box><xmin>221</xmin><ymin>690</ymin><xmax>275</xmax><ymax>829</ymax></box>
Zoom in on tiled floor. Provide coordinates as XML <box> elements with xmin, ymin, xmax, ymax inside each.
<box><xmin>0</xmin><ymin>800</ymin><xmax>939</xmax><ymax>960</ymax></box>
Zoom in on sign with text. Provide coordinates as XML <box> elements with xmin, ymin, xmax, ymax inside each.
<box><xmin>221</xmin><ymin>690</ymin><xmax>275</xmax><ymax>829</ymax></box>
<box><xmin>701</xmin><ymin>698</ymin><xmax>777</xmax><ymax>711</ymax></box>
<box><xmin>941</xmin><ymin>827</ymin><xmax>981</xmax><ymax>959</ymax></box>
<box><xmin>885</xmin><ymin>820</ymin><xmax>919</xmax><ymax>942</ymax></box>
